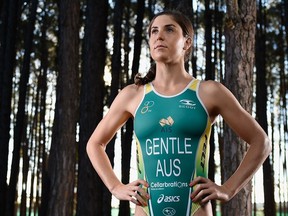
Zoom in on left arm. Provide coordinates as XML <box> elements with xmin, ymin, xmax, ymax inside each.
<box><xmin>190</xmin><ymin>81</ymin><xmax>271</xmax><ymax>203</ymax></box>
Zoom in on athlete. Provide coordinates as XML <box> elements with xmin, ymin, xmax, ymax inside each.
<box><xmin>86</xmin><ymin>10</ymin><xmax>271</xmax><ymax>216</ymax></box>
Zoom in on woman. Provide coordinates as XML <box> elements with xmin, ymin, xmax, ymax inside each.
<box><xmin>86</xmin><ymin>10</ymin><xmax>271</xmax><ymax>216</ymax></box>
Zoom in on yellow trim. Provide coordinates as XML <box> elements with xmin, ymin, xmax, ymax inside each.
<box><xmin>191</xmin><ymin>119</ymin><xmax>211</xmax><ymax>215</ymax></box>
<box><xmin>142</xmin><ymin>206</ymin><xmax>149</xmax><ymax>215</ymax></box>
<box><xmin>191</xmin><ymin>203</ymin><xmax>201</xmax><ymax>216</ymax></box>
<box><xmin>145</xmin><ymin>83</ymin><xmax>153</xmax><ymax>94</ymax></box>
<box><xmin>189</xmin><ymin>79</ymin><xmax>200</xmax><ymax>91</ymax></box>
<box><xmin>136</xmin><ymin>136</ymin><xmax>150</xmax><ymax>215</ymax></box>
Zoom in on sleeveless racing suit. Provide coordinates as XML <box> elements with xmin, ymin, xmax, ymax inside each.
<box><xmin>134</xmin><ymin>79</ymin><xmax>212</xmax><ymax>216</ymax></box>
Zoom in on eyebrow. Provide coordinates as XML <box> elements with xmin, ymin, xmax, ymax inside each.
<box><xmin>151</xmin><ymin>24</ymin><xmax>177</xmax><ymax>29</ymax></box>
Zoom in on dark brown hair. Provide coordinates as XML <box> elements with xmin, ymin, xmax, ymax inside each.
<box><xmin>134</xmin><ymin>10</ymin><xmax>194</xmax><ymax>86</ymax></box>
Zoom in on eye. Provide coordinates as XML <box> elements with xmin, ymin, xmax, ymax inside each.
<box><xmin>166</xmin><ymin>27</ymin><xmax>174</xmax><ymax>32</ymax></box>
<box><xmin>151</xmin><ymin>28</ymin><xmax>158</xmax><ymax>35</ymax></box>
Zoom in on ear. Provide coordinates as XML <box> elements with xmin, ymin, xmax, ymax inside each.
<box><xmin>183</xmin><ymin>37</ymin><xmax>192</xmax><ymax>50</ymax></box>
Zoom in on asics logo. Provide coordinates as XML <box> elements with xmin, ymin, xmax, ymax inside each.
<box><xmin>157</xmin><ymin>194</ymin><xmax>165</xmax><ymax>203</ymax></box>
<box><xmin>157</xmin><ymin>194</ymin><xmax>180</xmax><ymax>204</ymax></box>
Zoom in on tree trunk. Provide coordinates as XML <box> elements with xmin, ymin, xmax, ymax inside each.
<box><xmin>131</xmin><ymin>0</ymin><xmax>145</xmax><ymax>79</ymax></box>
<box><xmin>38</xmin><ymin>5</ymin><xmax>49</xmax><ymax>215</ymax></box>
<box><xmin>119</xmin><ymin>120</ymin><xmax>133</xmax><ymax>216</ymax></box>
<box><xmin>204</xmin><ymin>0</ymin><xmax>213</xmax><ymax>80</ymax></box>
<box><xmin>101</xmin><ymin>0</ymin><xmax>124</xmax><ymax>215</ymax></box>
<box><xmin>77</xmin><ymin>0</ymin><xmax>108</xmax><ymax>215</ymax></box>
<box><xmin>191</xmin><ymin>2</ymin><xmax>198</xmax><ymax>77</ymax></box>
<box><xmin>122</xmin><ymin>1</ymin><xmax>131</xmax><ymax>88</ymax></box>
<box><xmin>222</xmin><ymin>0</ymin><xmax>256</xmax><ymax>215</ymax></box>
<box><xmin>118</xmin><ymin>0</ymin><xmax>145</xmax><ymax>214</ymax></box>
<box><xmin>204</xmin><ymin>1</ymin><xmax>217</xmax><ymax>214</ymax></box>
<box><xmin>6</xmin><ymin>1</ymin><xmax>38</xmax><ymax>214</ymax></box>
<box><xmin>284</xmin><ymin>0</ymin><xmax>288</xmax><ymax>57</ymax></box>
<box><xmin>255</xmin><ymin>1</ymin><xmax>276</xmax><ymax>215</ymax></box>
<box><xmin>278</xmin><ymin>5</ymin><xmax>288</xmax><ymax>215</ymax></box>
<box><xmin>0</xmin><ymin>0</ymin><xmax>20</xmax><ymax>213</ymax></box>
<box><xmin>109</xmin><ymin>0</ymin><xmax>124</xmax><ymax>106</ymax></box>
<box><xmin>46</xmin><ymin>0</ymin><xmax>80</xmax><ymax>215</ymax></box>
<box><xmin>0</xmin><ymin>0</ymin><xmax>8</xmax><ymax>101</ymax></box>
<box><xmin>118</xmin><ymin>2</ymin><xmax>132</xmax><ymax>215</ymax></box>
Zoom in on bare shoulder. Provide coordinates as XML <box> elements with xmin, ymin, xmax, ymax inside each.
<box><xmin>113</xmin><ymin>84</ymin><xmax>144</xmax><ymax>115</ymax></box>
<box><xmin>198</xmin><ymin>80</ymin><xmax>240</xmax><ymax>120</ymax></box>
<box><xmin>118</xmin><ymin>84</ymin><xmax>144</xmax><ymax>101</ymax></box>
<box><xmin>200</xmin><ymin>80</ymin><xmax>237</xmax><ymax>102</ymax></box>
<box><xmin>199</xmin><ymin>80</ymin><xmax>269</xmax><ymax>146</ymax></box>
<box><xmin>121</xmin><ymin>83</ymin><xmax>144</xmax><ymax>95</ymax></box>
<box><xmin>199</xmin><ymin>80</ymin><xmax>226</xmax><ymax>95</ymax></box>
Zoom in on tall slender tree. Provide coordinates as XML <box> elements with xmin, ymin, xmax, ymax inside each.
<box><xmin>118</xmin><ymin>1</ymin><xmax>132</xmax><ymax>215</ymax></box>
<box><xmin>203</xmin><ymin>1</ymin><xmax>217</xmax><ymax>214</ymax></box>
<box><xmin>131</xmin><ymin>0</ymin><xmax>145</xmax><ymax>80</ymax></box>
<box><xmin>204</xmin><ymin>0</ymin><xmax>213</xmax><ymax>80</ymax></box>
<box><xmin>6</xmin><ymin>1</ymin><xmax>38</xmax><ymax>215</ymax></box>
<box><xmin>255</xmin><ymin>1</ymin><xmax>276</xmax><ymax>215</ymax></box>
<box><xmin>103</xmin><ymin>0</ymin><xmax>125</xmax><ymax>214</ymax></box>
<box><xmin>77</xmin><ymin>0</ymin><xmax>108</xmax><ymax>215</ymax></box>
<box><xmin>278</xmin><ymin>3</ymin><xmax>288</xmax><ymax>214</ymax></box>
<box><xmin>284</xmin><ymin>0</ymin><xmax>288</xmax><ymax>57</ymax></box>
<box><xmin>118</xmin><ymin>1</ymin><xmax>146</xmax><ymax>215</ymax></box>
<box><xmin>0</xmin><ymin>0</ymin><xmax>20</xmax><ymax>213</ymax></box>
<box><xmin>38</xmin><ymin>3</ymin><xmax>52</xmax><ymax>215</ymax></box>
<box><xmin>222</xmin><ymin>0</ymin><xmax>256</xmax><ymax>215</ymax></box>
<box><xmin>46</xmin><ymin>0</ymin><xmax>80</xmax><ymax>215</ymax></box>
<box><xmin>0</xmin><ymin>0</ymin><xmax>8</xmax><ymax>100</ymax></box>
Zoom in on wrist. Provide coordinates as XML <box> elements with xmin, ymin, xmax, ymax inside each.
<box><xmin>222</xmin><ymin>182</ymin><xmax>236</xmax><ymax>201</ymax></box>
<box><xmin>109</xmin><ymin>181</ymin><xmax>123</xmax><ymax>194</ymax></box>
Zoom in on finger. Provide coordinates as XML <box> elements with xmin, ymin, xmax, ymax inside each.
<box><xmin>191</xmin><ymin>189</ymin><xmax>205</xmax><ymax>202</ymax></box>
<box><xmin>137</xmin><ymin>186</ymin><xmax>150</xmax><ymax>199</ymax></box>
<box><xmin>201</xmin><ymin>193</ymin><xmax>214</xmax><ymax>204</ymax></box>
<box><xmin>190</xmin><ymin>183</ymin><xmax>208</xmax><ymax>199</ymax></box>
<box><xmin>128</xmin><ymin>189</ymin><xmax>148</xmax><ymax>206</ymax></box>
<box><xmin>130</xmin><ymin>179</ymin><xmax>147</xmax><ymax>186</ymax></box>
<box><xmin>135</xmin><ymin>191</ymin><xmax>148</xmax><ymax>206</ymax></box>
<box><xmin>127</xmin><ymin>190</ymin><xmax>140</xmax><ymax>205</ymax></box>
<box><xmin>134</xmin><ymin>186</ymin><xmax>149</xmax><ymax>205</ymax></box>
<box><xmin>129</xmin><ymin>184</ymin><xmax>149</xmax><ymax>198</ymax></box>
<box><xmin>129</xmin><ymin>195</ymin><xmax>140</xmax><ymax>205</ymax></box>
<box><xmin>189</xmin><ymin>176</ymin><xmax>208</xmax><ymax>187</ymax></box>
<box><xmin>135</xmin><ymin>179</ymin><xmax>149</xmax><ymax>187</ymax></box>
<box><xmin>192</xmin><ymin>188</ymin><xmax>211</xmax><ymax>203</ymax></box>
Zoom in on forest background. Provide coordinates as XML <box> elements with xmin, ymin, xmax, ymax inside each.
<box><xmin>0</xmin><ymin>0</ymin><xmax>287</xmax><ymax>215</ymax></box>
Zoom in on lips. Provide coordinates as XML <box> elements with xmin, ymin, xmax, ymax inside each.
<box><xmin>154</xmin><ymin>44</ymin><xmax>167</xmax><ymax>49</ymax></box>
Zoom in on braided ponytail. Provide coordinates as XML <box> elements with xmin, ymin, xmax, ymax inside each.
<box><xmin>134</xmin><ymin>63</ymin><xmax>156</xmax><ymax>86</ymax></box>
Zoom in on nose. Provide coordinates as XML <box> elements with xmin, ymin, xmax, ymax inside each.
<box><xmin>156</xmin><ymin>34</ymin><xmax>164</xmax><ymax>41</ymax></box>
<box><xmin>156</xmin><ymin>30</ymin><xmax>164</xmax><ymax>41</ymax></box>
<box><xmin>157</xmin><ymin>36</ymin><xmax>163</xmax><ymax>41</ymax></box>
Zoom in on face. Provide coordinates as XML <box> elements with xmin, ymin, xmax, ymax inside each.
<box><xmin>149</xmin><ymin>15</ymin><xmax>191</xmax><ymax>64</ymax></box>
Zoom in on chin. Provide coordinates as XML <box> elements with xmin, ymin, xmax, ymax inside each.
<box><xmin>152</xmin><ymin>55</ymin><xmax>170</xmax><ymax>62</ymax></box>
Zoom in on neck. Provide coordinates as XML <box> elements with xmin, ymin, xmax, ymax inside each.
<box><xmin>154</xmin><ymin>62</ymin><xmax>191</xmax><ymax>85</ymax></box>
<box><xmin>151</xmin><ymin>62</ymin><xmax>193</xmax><ymax>95</ymax></box>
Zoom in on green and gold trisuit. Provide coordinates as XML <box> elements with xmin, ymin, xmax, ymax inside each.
<box><xmin>134</xmin><ymin>79</ymin><xmax>212</xmax><ymax>216</ymax></box>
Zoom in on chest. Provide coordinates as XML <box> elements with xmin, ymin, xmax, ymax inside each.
<box><xmin>134</xmin><ymin>90</ymin><xmax>208</xmax><ymax>141</ymax></box>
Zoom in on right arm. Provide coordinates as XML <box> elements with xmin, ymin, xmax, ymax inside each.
<box><xmin>86</xmin><ymin>85</ymin><xmax>149</xmax><ymax>206</ymax></box>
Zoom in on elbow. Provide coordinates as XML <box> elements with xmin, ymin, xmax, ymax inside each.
<box><xmin>86</xmin><ymin>138</ymin><xmax>96</xmax><ymax>158</ymax></box>
<box><xmin>86</xmin><ymin>140</ymin><xmax>92</xmax><ymax>158</ymax></box>
<box><xmin>86</xmin><ymin>139</ymin><xmax>106</xmax><ymax>158</ymax></box>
